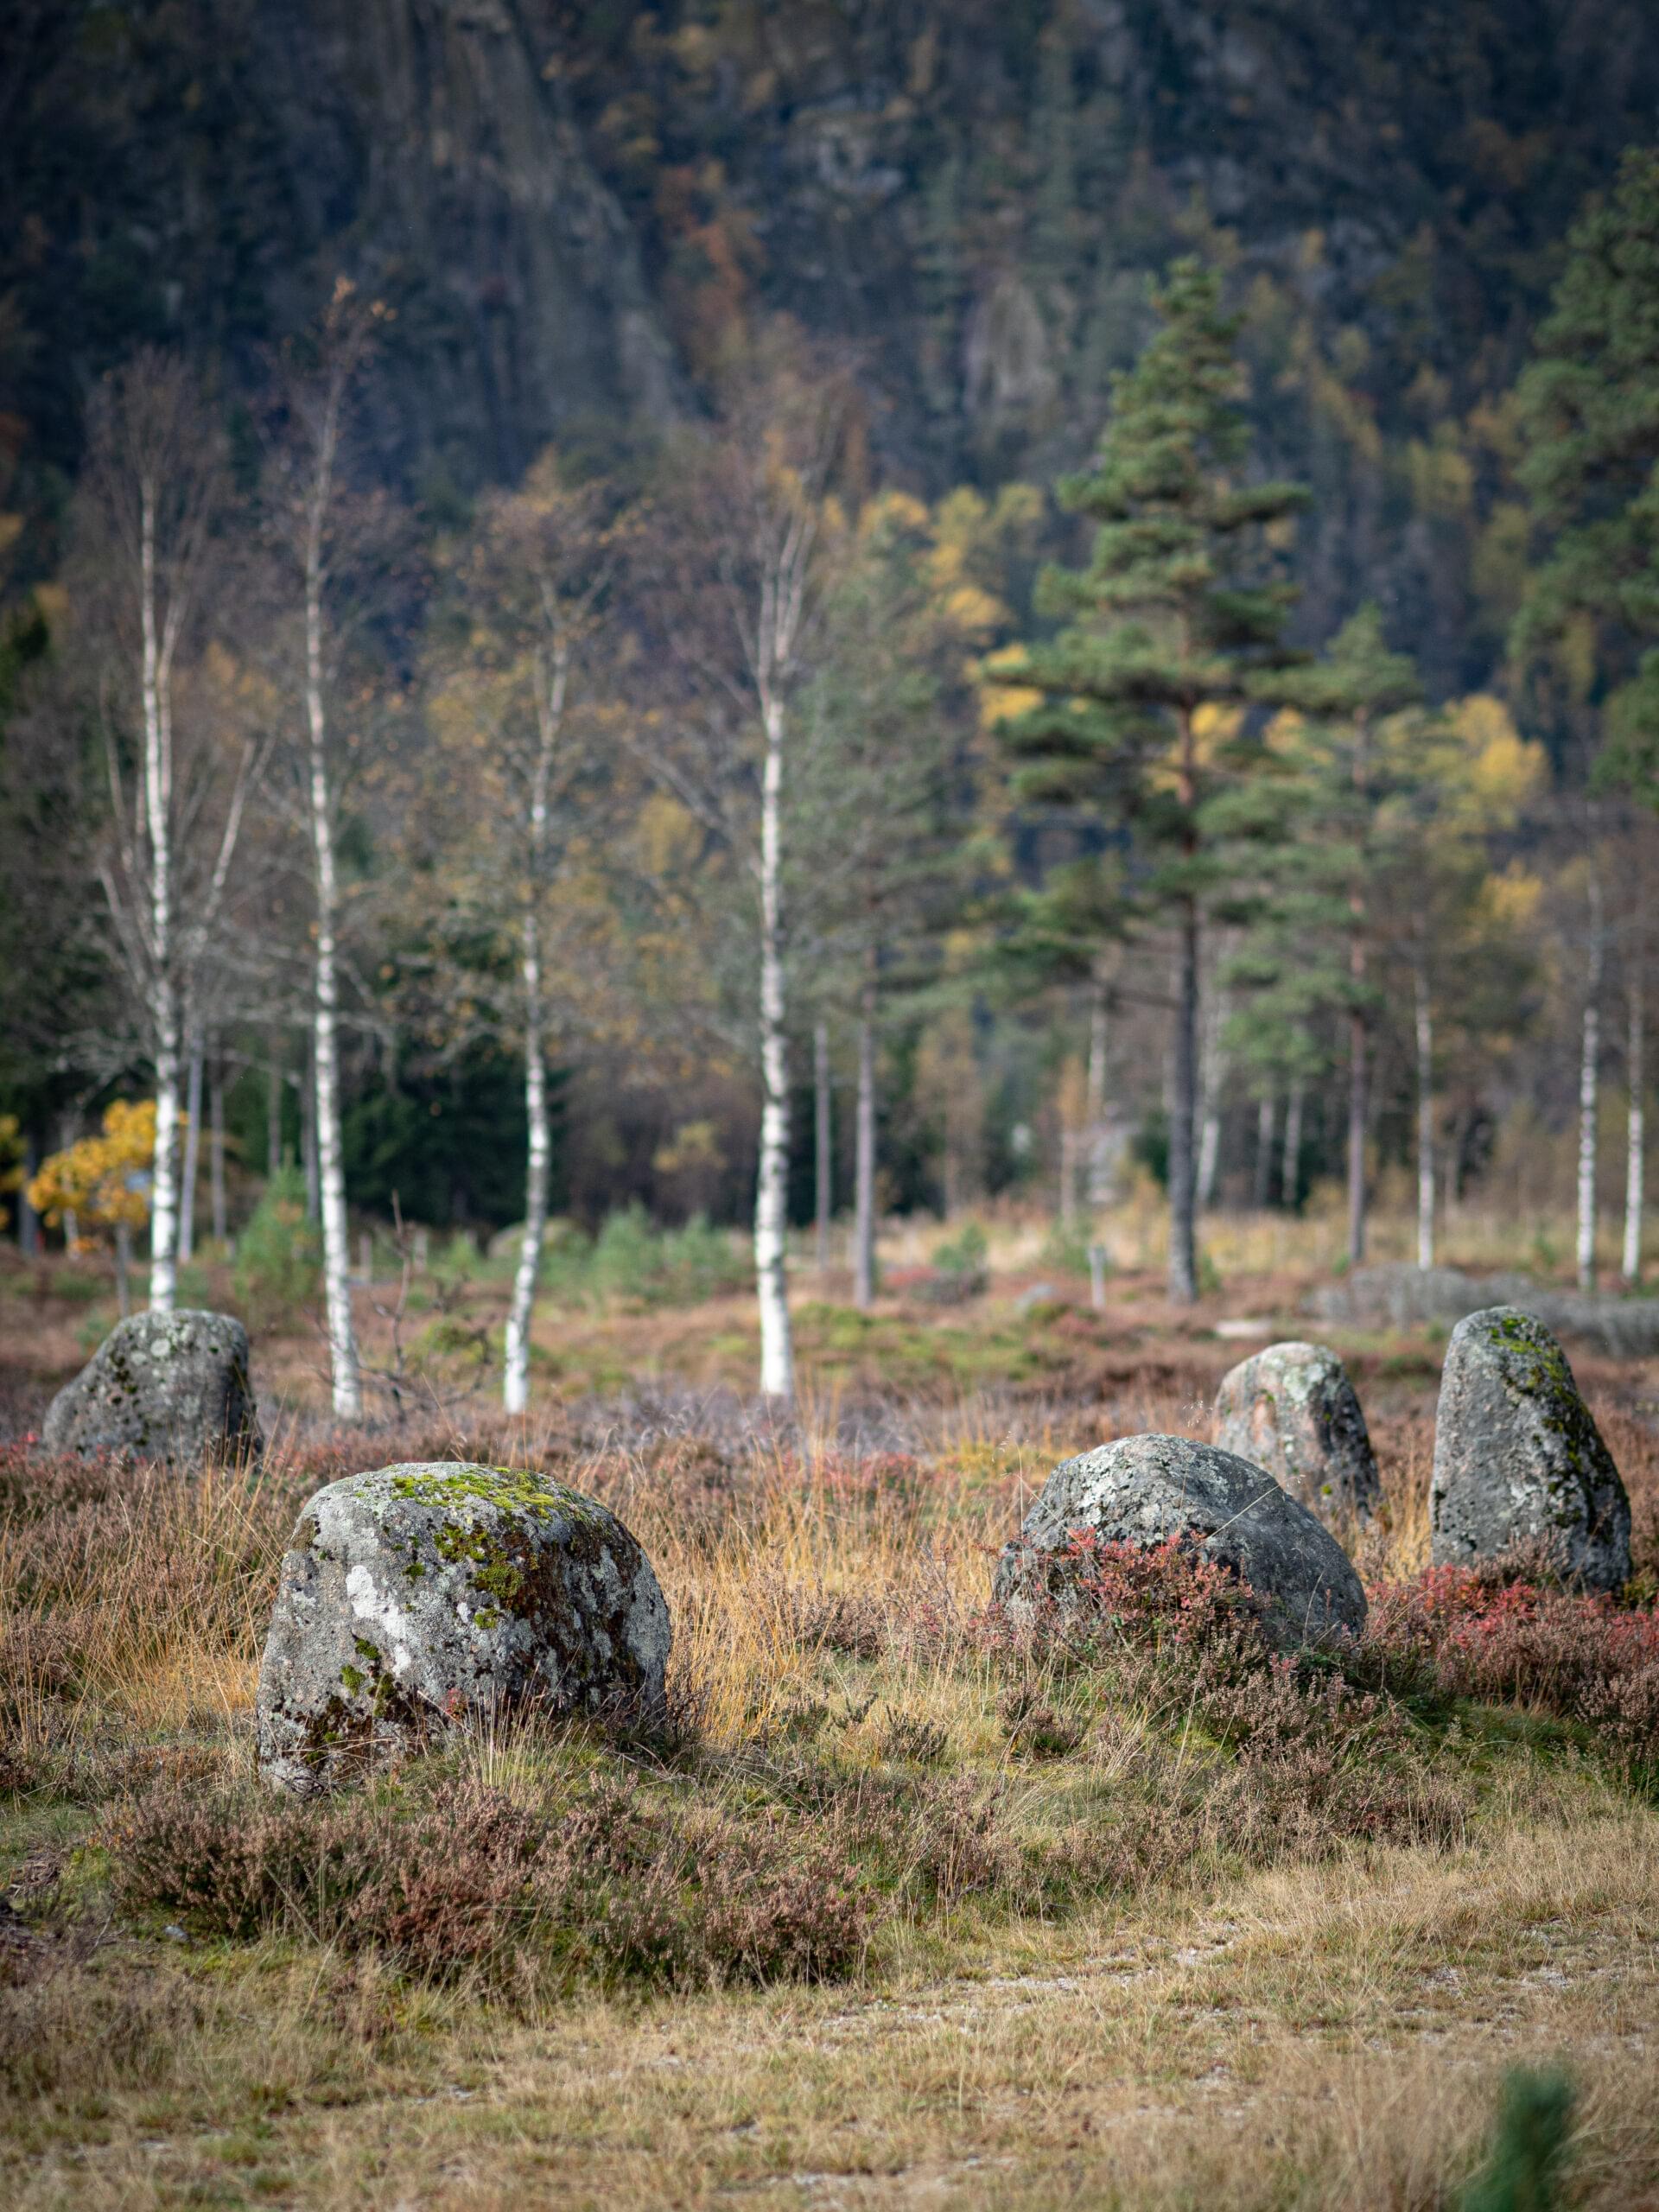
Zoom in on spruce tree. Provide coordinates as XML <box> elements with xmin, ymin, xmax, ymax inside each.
<box><xmin>1001</xmin><ymin>258</ymin><xmax>1307</xmax><ymax>1302</ymax></box>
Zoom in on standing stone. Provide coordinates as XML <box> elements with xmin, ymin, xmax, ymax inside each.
<box><xmin>1213</xmin><ymin>1340</ymin><xmax>1380</xmax><ymax>1522</ymax></box>
<box><xmin>257</xmin><ymin>1463</ymin><xmax>672</xmax><ymax>1793</ymax></box>
<box><xmin>993</xmin><ymin>1433</ymin><xmax>1367</xmax><ymax>1649</ymax></box>
<box><xmin>1429</xmin><ymin>1306</ymin><xmax>1631</xmax><ymax>1590</ymax></box>
<box><xmin>41</xmin><ymin>1310</ymin><xmax>261</xmax><ymax>1464</ymax></box>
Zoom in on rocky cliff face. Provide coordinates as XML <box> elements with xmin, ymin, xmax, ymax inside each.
<box><xmin>5</xmin><ymin>0</ymin><xmax>1657</xmax><ymax>688</ymax></box>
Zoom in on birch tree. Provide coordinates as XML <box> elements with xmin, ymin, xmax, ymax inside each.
<box><xmin>264</xmin><ymin>282</ymin><xmax>390</xmax><ymax>1419</ymax></box>
<box><xmin>423</xmin><ymin>455</ymin><xmax>622</xmax><ymax>1414</ymax></box>
<box><xmin>73</xmin><ymin>354</ymin><xmax>257</xmax><ymax>1310</ymax></box>
<box><xmin>634</xmin><ymin>332</ymin><xmax>853</xmax><ymax>1402</ymax></box>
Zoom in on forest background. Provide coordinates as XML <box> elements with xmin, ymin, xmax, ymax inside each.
<box><xmin>5</xmin><ymin>0</ymin><xmax>1659</xmax><ymax>1413</ymax></box>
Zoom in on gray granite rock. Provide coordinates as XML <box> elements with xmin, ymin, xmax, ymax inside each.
<box><xmin>1212</xmin><ymin>1340</ymin><xmax>1380</xmax><ymax>1523</ymax></box>
<box><xmin>1429</xmin><ymin>1306</ymin><xmax>1631</xmax><ymax>1589</ymax></box>
<box><xmin>992</xmin><ymin>1433</ymin><xmax>1366</xmax><ymax>1649</ymax></box>
<box><xmin>256</xmin><ymin>1462</ymin><xmax>671</xmax><ymax>1793</ymax></box>
<box><xmin>41</xmin><ymin>1309</ymin><xmax>260</xmax><ymax>1464</ymax></box>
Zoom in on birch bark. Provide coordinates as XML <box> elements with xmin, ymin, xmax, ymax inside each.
<box><xmin>139</xmin><ymin>477</ymin><xmax>182</xmax><ymax>1313</ymax></box>
<box><xmin>1578</xmin><ymin>871</ymin><xmax>1605</xmax><ymax>1294</ymax></box>
<box><xmin>854</xmin><ymin>960</ymin><xmax>876</xmax><ymax>1311</ymax></box>
<box><xmin>504</xmin><ymin>645</ymin><xmax>567</xmax><ymax>1415</ymax></box>
<box><xmin>1414</xmin><ymin>941</ymin><xmax>1435</xmax><ymax>1269</ymax></box>
<box><xmin>302</xmin><ymin>397</ymin><xmax>360</xmax><ymax>1420</ymax></box>
<box><xmin>755</xmin><ymin>694</ymin><xmax>795</xmax><ymax>1402</ymax></box>
<box><xmin>813</xmin><ymin>1018</ymin><xmax>832</xmax><ymax>1274</ymax></box>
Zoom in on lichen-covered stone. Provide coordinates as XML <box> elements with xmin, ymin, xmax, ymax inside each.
<box><xmin>992</xmin><ymin>1433</ymin><xmax>1366</xmax><ymax>1650</ymax></box>
<box><xmin>41</xmin><ymin>1309</ymin><xmax>260</xmax><ymax>1464</ymax></box>
<box><xmin>1429</xmin><ymin>1306</ymin><xmax>1631</xmax><ymax>1590</ymax></box>
<box><xmin>256</xmin><ymin>1462</ymin><xmax>671</xmax><ymax>1793</ymax></box>
<box><xmin>1212</xmin><ymin>1340</ymin><xmax>1380</xmax><ymax>1523</ymax></box>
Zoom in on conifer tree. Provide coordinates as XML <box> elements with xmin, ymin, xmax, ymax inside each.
<box><xmin>1262</xmin><ymin>606</ymin><xmax>1423</xmax><ymax>1266</ymax></box>
<box><xmin>1000</xmin><ymin>259</ymin><xmax>1306</xmax><ymax>1301</ymax></box>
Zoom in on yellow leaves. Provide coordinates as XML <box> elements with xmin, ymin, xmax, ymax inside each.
<box><xmin>28</xmin><ymin>1100</ymin><xmax>161</xmax><ymax>1244</ymax></box>
<box><xmin>1446</xmin><ymin>694</ymin><xmax>1546</xmax><ymax>829</ymax></box>
<box><xmin>1481</xmin><ymin>860</ymin><xmax>1544</xmax><ymax>931</ymax></box>
<box><xmin>1192</xmin><ymin>701</ymin><xmax>1243</xmax><ymax>756</ymax></box>
<box><xmin>976</xmin><ymin>645</ymin><xmax>1042</xmax><ymax>731</ymax></box>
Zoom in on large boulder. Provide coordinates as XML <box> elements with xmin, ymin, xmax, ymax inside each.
<box><xmin>993</xmin><ymin>1433</ymin><xmax>1367</xmax><ymax>1650</ymax></box>
<box><xmin>1429</xmin><ymin>1306</ymin><xmax>1632</xmax><ymax>1590</ymax></box>
<box><xmin>1212</xmin><ymin>1340</ymin><xmax>1380</xmax><ymax>1523</ymax></box>
<box><xmin>41</xmin><ymin>1309</ymin><xmax>261</xmax><ymax>1464</ymax></box>
<box><xmin>256</xmin><ymin>1462</ymin><xmax>671</xmax><ymax>1793</ymax></box>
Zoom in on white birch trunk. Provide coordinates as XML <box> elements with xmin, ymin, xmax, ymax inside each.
<box><xmin>1414</xmin><ymin>947</ymin><xmax>1435</xmax><ymax>1270</ymax></box>
<box><xmin>178</xmin><ymin>1027</ymin><xmax>203</xmax><ymax>1263</ymax></box>
<box><xmin>505</xmin><ymin>647</ymin><xmax>566</xmax><ymax>1415</ymax></box>
<box><xmin>1624</xmin><ymin>961</ymin><xmax>1644</xmax><ymax>1286</ymax></box>
<box><xmin>854</xmin><ymin>966</ymin><xmax>876</xmax><ymax>1311</ymax></box>
<box><xmin>209</xmin><ymin>1045</ymin><xmax>227</xmax><ymax>1247</ymax></box>
<box><xmin>814</xmin><ymin>1018</ymin><xmax>832</xmax><ymax>1274</ymax></box>
<box><xmin>754</xmin><ymin>695</ymin><xmax>794</xmax><ymax>1402</ymax></box>
<box><xmin>1578</xmin><ymin>874</ymin><xmax>1605</xmax><ymax>1295</ymax></box>
<box><xmin>304</xmin><ymin>426</ymin><xmax>360</xmax><ymax>1421</ymax></box>
<box><xmin>140</xmin><ymin>480</ymin><xmax>182</xmax><ymax>1313</ymax></box>
<box><xmin>1085</xmin><ymin>978</ymin><xmax>1111</xmax><ymax>1205</ymax></box>
<box><xmin>1195</xmin><ymin>976</ymin><xmax>1225</xmax><ymax>1213</ymax></box>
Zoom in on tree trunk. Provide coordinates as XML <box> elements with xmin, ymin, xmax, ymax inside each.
<box><xmin>1196</xmin><ymin>983</ymin><xmax>1224</xmax><ymax>1212</ymax></box>
<box><xmin>1346</xmin><ymin>1005</ymin><xmax>1368</xmax><ymax>1268</ymax></box>
<box><xmin>754</xmin><ymin>696</ymin><xmax>794</xmax><ymax>1403</ymax></box>
<box><xmin>302</xmin><ymin>1051</ymin><xmax>319</xmax><ymax>1223</ymax></box>
<box><xmin>854</xmin><ymin>963</ymin><xmax>876</xmax><ymax>1312</ymax></box>
<box><xmin>140</xmin><ymin>480</ymin><xmax>181</xmax><ymax>1315</ymax></box>
<box><xmin>209</xmin><ymin>1044</ymin><xmax>227</xmax><ymax>1247</ymax></box>
<box><xmin>19</xmin><ymin>1138</ymin><xmax>39</xmax><ymax>1257</ymax></box>
<box><xmin>505</xmin><ymin>645</ymin><xmax>565</xmax><ymax>1417</ymax></box>
<box><xmin>1578</xmin><ymin>873</ymin><xmax>1605</xmax><ymax>1295</ymax></box>
<box><xmin>814</xmin><ymin>1018</ymin><xmax>832</xmax><ymax>1274</ymax></box>
<box><xmin>1414</xmin><ymin>945</ymin><xmax>1435</xmax><ymax>1271</ymax></box>
<box><xmin>115</xmin><ymin>1222</ymin><xmax>132</xmax><ymax>1319</ymax></box>
<box><xmin>1168</xmin><ymin>898</ymin><xmax>1199</xmax><ymax>1303</ymax></box>
<box><xmin>1254</xmin><ymin>1094</ymin><xmax>1275</xmax><ymax>1211</ymax></box>
<box><xmin>1085</xmin><ymin>976</ymin><xmax>1111</xmax><ymax>1205</ymax></box>
<box><xmin>178</xmin><ymin>1027</ymin><xmax>203</xmax><ymax>1263</ymax></box>
<box><xmin>1624</xmin><ymin>956</ymin><xmax>1644</xmax><ymax>1286</ymax></box>
<box><xmin>267</xmin><ymin>1035</ymin><xmax>283</xmax><ymax>1176</ymax></box>
<box><xmin>305</xmin><ymin>451</ymin><xmax>360</xmax><ymax>1421</ymax></box>
<box><xmin>1059</xmin><ymin>1126</ymin><xmax>1079</xmax><ymax>1231</ymax></box>
<box><xmin>1281</xmin><ymin>1080</ymin><xmax>1303</xmax><ymax>1212</ymax></box>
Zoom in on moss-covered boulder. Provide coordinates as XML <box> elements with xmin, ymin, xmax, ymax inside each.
<box><xmin>1212</xmin><ymin>1339</ymin><xmax>1380</xmax><ymax>1523</ymax></box>
<box><xmin>256</xmin><ymin>1463</ymin><xmax>671</xmax><ymax>1794</ymax></box>
<box><xmin>41</xmin><ymin>1309</ymin><xmax>260</xmax><ymax>1464</ymax></box>
<box><xmin>1429</xmin><ymin>1306</ymin><xmax>1631</xmax><ymax>1589</ymax></box>
<box><xmin>992</xmin><ymin>1433</ymin><xmax>1367</xmax><ymax>1651</ymax></box>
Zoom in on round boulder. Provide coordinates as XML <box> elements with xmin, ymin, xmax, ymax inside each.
<box><xmin>41</xmin><ymin>1309</ymin><xmax>261</xmax><ymax>1464</ymax></box>
<box><xmin>256</xmin><ymin>1463</ymin><xmax>671</xmax><ymax>1793</ymax></box>
<box><xmin>1429</xmin><ymin>1306</ymin><xmax>1631</xmax><ymax>1590</ymax></box>
<box><xmin>1212</xmin><ymin>1339</ymin><xmax>1380</xmax><ymax>1523</ymax></box>
<box><xmin>993</xmin><ymin>1433</ymin><xmax>1367</xmax><ymax>1650</ymax></box>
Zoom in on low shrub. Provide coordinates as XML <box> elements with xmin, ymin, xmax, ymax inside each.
<box><xmin>109</xmin><ymin>1772</ymin><xmax>869</xmax><ymax>1993</ymax></box>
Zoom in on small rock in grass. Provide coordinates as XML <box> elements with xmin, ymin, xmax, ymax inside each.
<box><xmin>1429</xmin><ymin>1306</ymin><xmax>1631</xmax><ymax>1590</ymax></box>
<box><xmin>1212</xmin><ymin>1339</ymin><xmax>1380</xmax><ymax>1524</ymax></box>
<box><xmin>256</xmin><ymin>1462</ymin><xmax>671</xmax><ymax>1794</ymax></box>
<box><xmin>41</xmin><ymin>1309</ymin><xmax>261</xmax><ymax>1465</ymax></box>
<box><xmin>993</xmin><ymin>1433</ymin><xmax>1366</xmax><ymax>1650</ymax></box>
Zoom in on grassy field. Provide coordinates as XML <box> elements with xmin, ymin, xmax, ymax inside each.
<box><xmin>1</xmin><ymin>1231</ymin><xmax>1657</xmax><ymax>2209</ymax></box>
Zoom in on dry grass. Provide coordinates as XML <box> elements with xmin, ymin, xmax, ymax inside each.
<box><xmin>1</xmin><ymin>1270</ymin><xmax>1658</xmax><ymax>2206</ymax></box>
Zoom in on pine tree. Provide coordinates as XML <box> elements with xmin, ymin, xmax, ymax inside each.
<box><xmin>1260</xmin><ymin>605</ymin><xmax>1423</xmax><ymax>1266</ymax></box>
<box><xmin>1000</xmin><ymin>259</ymin><xmax>1307</xmax><ymax>1301</ymax></box>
